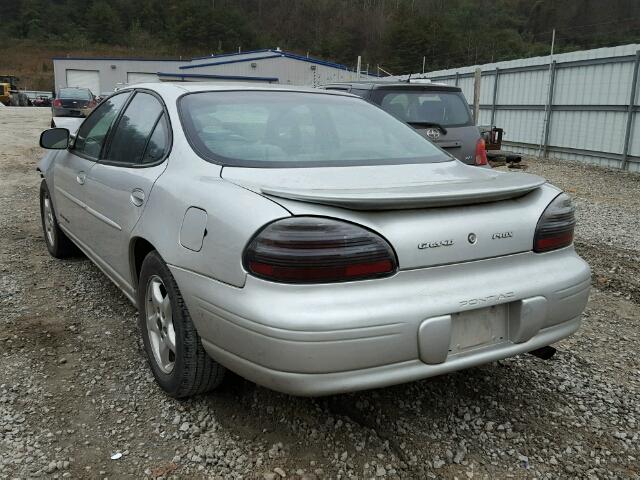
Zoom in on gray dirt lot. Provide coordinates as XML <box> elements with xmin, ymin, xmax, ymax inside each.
<box><xmin>0</xmin><ymin>107</ymin><xmax>639</xmax><ymax>480</ymax></box>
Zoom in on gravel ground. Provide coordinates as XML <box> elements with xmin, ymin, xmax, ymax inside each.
<box><xmin>1</xmin><ymin>107</ymin><xmax>639</xmax><ymax>480</ymax></box>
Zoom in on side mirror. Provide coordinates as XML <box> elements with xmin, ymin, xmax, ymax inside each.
<box><xmin>40</xmin><ymin>128</ymin><xmax>70</xmax><ymax>149</ymax></box>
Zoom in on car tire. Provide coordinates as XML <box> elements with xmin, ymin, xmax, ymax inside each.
<box><xmin>138</xmin><ymin>251</ymin><xmax>225</xmax><ymax>398</ymax></box>
<box><xmin>40</xmin><ymin>180</ymin><xmax>76</xmax><ymax>258</ymax></box>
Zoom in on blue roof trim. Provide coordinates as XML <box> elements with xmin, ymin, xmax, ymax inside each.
<box><xmin>183</xmin><ymin>49</ymin><xmax>355</xmax><ymax>72</ymax></box>
<box><xmin>157</xmin><ymin>72</ymin><xmax>279</xmax><ymax>82</ymax></box>
<box><xmin>52</xmin><ymin>56</ymin><xmax>185</xmax><ymax>62</ymax></box>
<box><xmin>190</xmin><ymin>49</ymin><xmax>273</xmax><ymax>61</ymax></box>
<box><xmin>279</xmin><ymin>51</ymin><xmax>349</xmax><ymax>70</ymax></box>
<box><xmin>180</xmin><ymin>54</ymin><xmax>282</xmax><ymax>70</ymax></box>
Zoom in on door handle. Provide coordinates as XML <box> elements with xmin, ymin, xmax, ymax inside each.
<box><xmin>130</xmin><ymin>188</ymin><xmax>145</xmax><ymax>207</ymax></box>
<box><xmin>76</xmin><ymin>172</ymin><xmax>86</xmax><ymax>185</ymax></box>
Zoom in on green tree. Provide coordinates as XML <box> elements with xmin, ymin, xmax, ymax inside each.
<box><xmin>87</xmin><ymin>1</ymin><xmax>124</xmax><ymax>44</ymax></box>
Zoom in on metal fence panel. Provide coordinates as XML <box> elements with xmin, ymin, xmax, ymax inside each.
<box><xmin>495</xmin><ymin>109</ymin><xmax>545</xmax><ymax>145</ymax></box>
<box><xmin>421</xmin><ymin>44</ymin><xmax>640</xmax><ymax>170</ymax></box>
<box><xmin>479</xmin><ymin>74</ymin><xmax>495</xmax><ymax>105</ymax></box>
<box><xmin>457</xmin><ymin>76</ymin><xmax>474</xmax><ymax>100</ymax></box>
<box><xmin>498</xmin><ymin>70</ymin><xmax>549</xmax><ymax>105</ymax></box>
<box><xmin>553</xmin><ymin>62</ymin><xmax>633</xmax><ymax>105</ymax></box>
<box><xmin>549</xmin><ymin>110</ymin><xmax>628</xmax><ymax>153</ymax></box>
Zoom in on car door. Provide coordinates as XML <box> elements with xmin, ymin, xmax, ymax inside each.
<box><xmin>83</xmin><ymin>90</ymin><xmax>170</xmax><ymax>287</ymax></box>
<box><xmin>52</xmin><ymin>92</ymin><xmax>130</xmax><ymax>245</ymax></box>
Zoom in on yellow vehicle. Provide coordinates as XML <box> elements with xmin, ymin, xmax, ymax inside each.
<box><xmin>0</xmin><ymin>75</ymin><xmax>28</xmax><ymax>106</ymax></box>
<box><xmin>0</xmin><ymin>83</ymin><xmax>11</xmax><ymax>106</ymax></box>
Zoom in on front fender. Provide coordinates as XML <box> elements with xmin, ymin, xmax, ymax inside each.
<box><xmin>37</xmin><ymin>150</ymin><xmax>59</xmax><ymax>178</ymax></box>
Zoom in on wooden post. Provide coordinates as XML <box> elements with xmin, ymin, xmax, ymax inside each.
<box><xmin>473</xmin><ymin>68</ymin><xmax>481</xmax><ymax>125</ymax></box>
<box><xmin>490</xmin><ymin>68</ymin><xmax>499</xmax><ymax>127</ymax></box>
<box><xmin>542</xmin><ymin>61</ymin><xmax>557</xmax><ymax>158</ymax></box>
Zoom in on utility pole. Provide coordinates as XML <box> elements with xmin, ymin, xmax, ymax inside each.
<box><xmin>422</xmin><ymin>56</ymin><xmax>426</xmax><ymax>74</ymax></box>
<box><xmin>356</xmin><ymin>56</ymin><xmax>362</xmax><ymax>80</ymax></box>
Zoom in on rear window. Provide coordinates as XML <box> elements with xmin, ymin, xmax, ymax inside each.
<box><xmin>372</xmin><ymin>89</ymin><xmax>472</xmax><ymax>127</ymax></box>
<box><xmin>59</xmin><ymin>88</ymin><xmax>92</xmax><ymax>100</ymax></box>
<box><xmin>179</xmin><ymin>91</ymin><xmax>448</xmax><ymax>168</ymax></box>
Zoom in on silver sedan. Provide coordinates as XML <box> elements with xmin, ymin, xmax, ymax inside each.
<box><xmin>37</xmin><ymin>83</ymin><xmax>590</xmax><ymax>397</ymax></box>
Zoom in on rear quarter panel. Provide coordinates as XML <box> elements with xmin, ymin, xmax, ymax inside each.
<box><xmin>131</xmin><ymin>140</ymin><xmax>289</xmax><ymax>289</ymax></box>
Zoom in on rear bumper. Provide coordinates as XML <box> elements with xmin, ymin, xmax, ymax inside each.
<box><xmin>200</xmin><ymin>316</ymin><xmax>580</xmax><ymax>396</ymax></box>
<box><xmin>170</xmin><ymin>248</ymin><xmax>590</xmax><ymax>396</ymax></box>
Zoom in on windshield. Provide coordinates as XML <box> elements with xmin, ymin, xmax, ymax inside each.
<box><xmin>373</xmin><ymin>89</ymin><xmax>472</xmax><ymax>127</ymax></box>
<box><xmin>59</xmin><ymin>88</ymin><xmax>92</xmax><ymax>100</ymax></box>
<box><xmin>179</xmin><ymin>91</ymin><xmax>449</xmax><ymax>168</ymax></box>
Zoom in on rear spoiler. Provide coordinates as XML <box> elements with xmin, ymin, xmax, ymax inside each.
<box><xmin>261</xmin><ymin>173</ymin><xmax>546</xmax><ymax>210</ymax></box>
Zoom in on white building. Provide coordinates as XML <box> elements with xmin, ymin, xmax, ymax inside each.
<box><xmin>52</xmin><ymin>49</ymin><xmax>377</xmax><ymax>95</ymax></box>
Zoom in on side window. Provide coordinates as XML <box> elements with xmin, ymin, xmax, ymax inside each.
<box><xmin>105</xmin><ymin>92</ymin><xmax>164</xmax><ymax>166</ymax></box>
<box><xmin>141</xmin><ymin>114</ymin><xmax>169</xmax><ymax>164</ymax></box>
<box><xmin>74</xmin><ymin>93</ymin><xmax>129</xmax><ymax>159</ymax></box>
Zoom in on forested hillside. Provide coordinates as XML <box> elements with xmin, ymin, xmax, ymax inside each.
<box><xmin>2</xmin><ymin>0</ymin><xmax>640</xmax><ymax>88</ymax></box>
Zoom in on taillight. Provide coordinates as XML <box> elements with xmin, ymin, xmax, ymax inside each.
<box><xmin>52</xmin><ymin>99</ymin><xmax>62</xmax><ymax>107</ymax></box>
<box><xmin>534</xmin><ymin>193</ymin><xmax>576</xmax><ymax>253</ymax></box>
<box><xmin>475</xmin><ymin>138</ymin><xmax>488</xmax><ymax>166</ymax></box>
<box><xmin>243</xmin><ymin>217</ymin><xmax>398</xmax><ymax>283</ymax></box>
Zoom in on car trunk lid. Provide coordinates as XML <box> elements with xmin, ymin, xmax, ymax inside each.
<box><xmin>222</xmin><ymin>161</ymin><xmax>553</xmax><ymax>269</ymax></box>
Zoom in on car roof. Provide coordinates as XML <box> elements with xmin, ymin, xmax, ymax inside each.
<box><xmin>322</xmin><ymin>80</ymin><xmax>462</xmax><ymax>91</ymax></box>
<box><xmin>126</xmin><ymin>82</ymin><xmax>356</xmax><ymax>98</ymax></box>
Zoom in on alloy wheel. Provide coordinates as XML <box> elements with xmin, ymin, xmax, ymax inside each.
<box><xmin>145</xmin><ymin>275</ymin><xmax>176</xmax><ymax>374</ymax></box>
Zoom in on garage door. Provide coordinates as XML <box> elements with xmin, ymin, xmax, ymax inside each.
<box><xmin>127</xmin><ymin>72</ymin><xmax>159</xmax><ymax>85</ymax></box>
<box><xmin>66</xmin><ymin>70</ymin><xmax>100</xmax><ymax>96</ymax></box>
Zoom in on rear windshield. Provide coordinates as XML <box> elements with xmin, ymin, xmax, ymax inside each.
<box><xmin>179</xmin><ymin>91</ymin><xmax>449</xmax><ymax>168</ymax></box>
<box><xmin>59</xmin><ymin>88</ymin><xmax>92</xmax><ymax>100</ymax></box>
<box><xmin>372</xmin><ymin>89</ymin><xmax>472</xmax><ymax>127</ymax></box>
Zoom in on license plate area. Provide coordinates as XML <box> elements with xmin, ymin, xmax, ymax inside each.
<box><xmin>449</xmin><ymin>305</ymin><xmax>508</xmax><ymax>356</ymax></box>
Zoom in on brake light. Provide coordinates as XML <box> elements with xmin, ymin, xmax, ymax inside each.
<box><xmin>475</xmin><ymin>138</ymin><xmax>488</xmax><ymax>166</ymax></box>
<box><xmin>534</xmin><ymin>193</ymin><xmax>576</xmax><ymax>253</ymax></box>
<box><xmin>52</xmin><ymin>99</ymin><xmax>62</xmax><ymax>107</ymax></box>
<box><xmin>243</xmin><ymin>217</ymin><xmax>398</xmax><ymax>283</ymax></box>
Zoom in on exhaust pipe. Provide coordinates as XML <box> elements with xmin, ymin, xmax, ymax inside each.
<box><xmin>528</xmin><ymin>346</ymin><xmax>556</xmax><ymax>360</ymax></box>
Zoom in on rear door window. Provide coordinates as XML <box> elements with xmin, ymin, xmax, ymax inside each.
<box><xmin>105</xmin><ymin>92</ymin><xmax>165</xmax><ymax>166</ymax></box>
<box><xmin>141</xmin><ymin>114</ymin><xmax>170</xmax><ymax>164</ymax></box>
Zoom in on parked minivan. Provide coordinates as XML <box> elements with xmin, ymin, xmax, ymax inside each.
<box><xmin>321</xmin><ymin>81</ymin><xmax>487</xmax><ymax>166</ymax></box>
